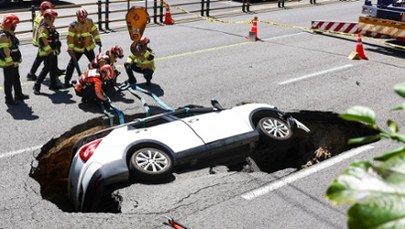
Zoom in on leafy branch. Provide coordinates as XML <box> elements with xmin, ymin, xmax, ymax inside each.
<box><xmin>325</xmin><ymin>82</ymin><xmax>405</xmax><ymax>229</ymax></box>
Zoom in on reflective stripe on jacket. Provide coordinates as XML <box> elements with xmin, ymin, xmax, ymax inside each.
<box><xmin>38</xmin><ymin>23</ymin><xmax>61</xmax><ymax>57</ymax></box>
<box><xmin>0</xmin><ymin>31</ymin><xmax>20</xmax><ymax>68</ymax></box>
<box><xmin>75</xmin><ymin>69</ymin><xmax>106</xmax><ymax>101</ymax></box>
<box><xmin>32</xmin><ymin>13</ymin><xmax>43</xmax><ymax>47</ymax></box>
<box><xmin>67</xmin><ymin>19</ymin><xmax>100</xmax><ymax>53</ymax></box>
<box><xmin>127</xmin><ymin>47</ymin><xmax>155</xmax><ymax>70</ymax></box>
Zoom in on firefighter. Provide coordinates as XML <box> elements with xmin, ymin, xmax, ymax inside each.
<box><xmin>89</xmin><ymin>45</ymin><xmax>124</xmax><ymax>86</ymax></box>
<box><xmin>0</xmin><ymin>14</ymin><xmax>29</xmax><ymax>105</ymax></box>
<box><xmin>65</xmin><ymin>8</ymin><xmax>102</xmax><ymax>88</ymax></box>
<box><xmin>33</xmin><ymin>9</ymin><xmax>63</xmax><ymax>95</ymax></box>
<box><xmin>124</xmin><ymin>36</ymin><xmax>155</xmax><ymax>86</ymax></box>
<box><xmin>74</xmin><ymin>64</ymin><xmax>114</xmax><ymax>104</ymax></box>
<box><xmin>27</xmin><ymin>1</ymin><xmax>64</xmax><ymax>81</ymax></box>
<box><xmin>89</xmin><ymin>45</ymin><xmax>124</xmax><ymax>69</ymax></box>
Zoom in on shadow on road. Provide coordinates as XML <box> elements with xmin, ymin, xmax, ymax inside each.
<box><xmin>6</xmin><ymin>101</ymin><xmax>39</xmax><ymax>120</ymax></box>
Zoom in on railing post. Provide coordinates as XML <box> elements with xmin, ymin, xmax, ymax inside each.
<box><xmin>206</xmin><ymin>0</ymin><xmax>210</xmax><ymax>17</ymax></box>
<box><xmin>127</xmin><ymin>0</ymin><xmax>130</xmax><ymax>10</ymax></box>
<box><xmin>105</xmin><ymin>0</ymin><xmax>110</xmax><ymax>31</ymax></box>
<box><xmin>201</xmin><ymin>0</ymin><xmax>204</xmax><ymax>17</ymax></box>
<box><xmin>153</xmin><ymin>0</ymin><xmax>158</xmax><ymax>24</ymax></box>
<box><xmin>31</xmin><ymin>5</ymin><xmax>36</xmax><ymax>30</ymax></box>
<box><xmin>97</xmin><ymin>0</ymin><xmax>103</xmax><ymax>31</ymax></box>
<box><xmin>159</xmin><ymin>0</ymin><xmax>164</xmax><ymax>24</ymax></box>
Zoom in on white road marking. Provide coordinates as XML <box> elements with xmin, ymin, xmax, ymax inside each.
<box><xmin>0</xmin><ymin>145</ymin><xmax>42</xmax><ymax>159</ymax></box>
<box><xmin>241</xmin><ymin>145</ymin><xmax>374</xmax><ymax>200</ymax></box>
<box><xmin>262</xmin><ymin>32</ymin><xmax>306</xmax><ymax>41</ymax></box>
<box><xmin>277</xmin><ymin>64</ymin><xmax>353</xmax><ymax>85</ymax></box>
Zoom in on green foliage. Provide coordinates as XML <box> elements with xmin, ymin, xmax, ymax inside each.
<box><xmin>326</xmin><ymin>82</ymin><xmax>405</xmax><ymax>229</ymax></box>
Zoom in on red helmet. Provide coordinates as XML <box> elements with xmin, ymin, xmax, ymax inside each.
<box><xmin>96</xmin><ymin>53</ymin><xmax>110</xmax><ymax>65</ymax></box>
<box><xmin>2</xmin><ymin>14</ymin><xmax>20</xmax><ymax>28</ymax></box>
<box><xmin>110</xmin><ymin>45</ymin><xmax>124</xmax><ymax>59</ymax></box>
<box><xmin>100</xmin><ymin>64</ymin><xmax>114</xmax><ymax>80</ymax></box>
<box><xmin>76</xmin><ymin>8</ymin><xmax>88</xmax><ymax>20</ymax></box>
<box><xmin>140</xmin><ymin>36</ymin><xmax>150</xmax><ymax>45</ymax></box>
<box><xmin>39</xmin><ymin>1</ymin><xmax>54</xmax><ymax>11</ymax></box>
<box><xmin>43</xmin><ymin>9</ymin><xmax>58</xmax><ymax>18</ymax></box>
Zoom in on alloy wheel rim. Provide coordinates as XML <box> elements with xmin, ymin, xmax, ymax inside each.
<box><xmin>136</xmin><ymin>149</ymin><xmax>168</xmax><ymax>172</ymax></box>
<box><xmin>262</xmin><ymin>118</ymin><xmax>289</xmax><ymax>138</ymax></box>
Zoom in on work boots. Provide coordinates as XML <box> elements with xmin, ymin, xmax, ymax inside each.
<box><xmin>15</xmin><ymin>94</ymin><xmax>29</xmax><ymax>100</ymax></box>
<box><xmin>26</xmin><ymin>73</ymin><xmax>37</xmax><ymax>81</ymax></box>
<box><xmin>33</xmin><ymin>83</ymin><xmax>41</xmax><ymax>95</ymax></box>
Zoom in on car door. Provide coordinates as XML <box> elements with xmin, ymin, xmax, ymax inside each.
<box><xmin>139</xmin><ymin>118</ymin><xmax>206</xmax><ymax>153</ymax></box>
<box><xmin>181</xmin><ymin>110</ymin><xmax>253</xmax><ymax>143</ymax></box>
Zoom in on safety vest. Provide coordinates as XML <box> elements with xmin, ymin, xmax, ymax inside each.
<box><xmin>127</xmin><ymin>46</ymin><xmax>155</xmax><ymax>70</ymax></box>
<box><xmin>67</xmin><ymin>18</ymin><xmax>100</xmax><ymax>53</ymax></box>
<box><xmin>32</xmin><ymin>13</ymin><xmax>43</xmax><ymax>47</ymax></box>
<box><xmin>76</xmin><ymin>69</ymin><xmax>101</xmax><ymax>91</ymax></box>
<box><xmin>38</xmin><ymin>22</ymin><xmax>61</xmax><ymax>57</ymax></box>
<box><xmin>0</xmin><ymin>30</ymin><xmax>21</xmax><ymax>68</ymax></box>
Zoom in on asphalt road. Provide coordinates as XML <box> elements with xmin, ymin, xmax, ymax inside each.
<box><xmin>1</xmin><ymin>0</ymin><xmax>405</xmax><ymax>228</ymax></box>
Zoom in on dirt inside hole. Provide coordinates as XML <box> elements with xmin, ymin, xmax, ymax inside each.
<box><xmin>29</xmin><ymin>110</ymin><xmax>377</xmax><ymax>212</ymax></box>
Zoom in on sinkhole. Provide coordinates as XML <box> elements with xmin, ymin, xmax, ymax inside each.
<box><xmin>29</xmin><ymin>109</ymin><xmax>377</xmax><ymax>213</ymax></box>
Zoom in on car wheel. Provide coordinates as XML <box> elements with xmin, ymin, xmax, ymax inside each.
<box><xmin>129</xmin><ymin>147</ymin><xmax>173</xmax><ymax>182</ymax></box>
<box><xmin>257</xmin><ymin>116</ymin><xmax>292</xmax><ymax>141</ymax></box>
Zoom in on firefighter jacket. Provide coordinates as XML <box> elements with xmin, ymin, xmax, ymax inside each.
<box><xmin>127</xmin><ymin>46</ymin><xmax>155</xmax><ymax>70</ymax></box>
<box><xmin>67</xmin><ymin>19</ymin><xmax>101</xmax><ymax>53</ymax></box>
<box><xmin>38</xmin><ymin>22</ymin><xmax>61</xmax><ymax>57</ymax></box>
<box><xmin>32</xmin><ymin>13</ymin><xmax>43</xmax><ymax>47</ymax></box>
<box><xmin>74</xmin><ymin>69</ymin><xmax>106</xmax><ymax>101</ymax></box>
<box><xmin>0</xmin><ymin>30</ymin><xmax>22</xmax><ymax>68</ymax></box>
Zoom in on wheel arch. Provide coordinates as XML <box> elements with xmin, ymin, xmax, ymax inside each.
<box><xmin>249</xmin><ymin>108</ymin><xmax>286</xmax><ymax>128</ymax></box>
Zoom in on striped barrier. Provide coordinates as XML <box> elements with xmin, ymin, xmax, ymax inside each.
<box><xmin>358</xmin><ymin>16</ymin><xmax>405</xmax><ymax>39</ymax></box>
<box><xmin>311</xmin><ymin>20</ymin><xmax>359</xmax><ymax>34</ymax></box>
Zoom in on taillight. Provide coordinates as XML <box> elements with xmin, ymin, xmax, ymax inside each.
<box><xmin>79</xmin><ymin>139</ymin><xmax>102</xmax><ymax>162</ymax></box>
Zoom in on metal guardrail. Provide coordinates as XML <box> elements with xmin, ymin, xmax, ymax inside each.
<box><xmin>2</xmin><ymin>0</ymin><xmax>269</xmax><ymax>41</ymax></box>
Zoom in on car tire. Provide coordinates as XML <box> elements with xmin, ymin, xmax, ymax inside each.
<box><xmin>129</xmin><ymin>147</ymin><xmax>173</xmax><ymax>182</ymax></box>
<box><xmin>257</xmin><ymin>116</ymin><xmax>292</xmax><ymax>146</ymax></box>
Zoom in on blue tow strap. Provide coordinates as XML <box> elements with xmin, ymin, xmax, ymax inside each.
<box><xmin>99</xmin><ymin>101</ymin><xmax>125</xmax><ymax>126</ymax></box>
<box><xmin>127</xmin><ymin>88</ymin><xmax>151</xmax><ymax>116</ymax></box>
<box><xmin>110</xmin><ymin>103</ymin><xmax>125</xmax><ymax>124</ymax></box>
<box><xmin>118</xmin><ymin>82</ymin><xmax>173</xmax><ymax>114</ymax></box>
<box><xmin>132</xmin><ymin>85</ymin><xmax>173</xmax><ymax>112</ymax></box>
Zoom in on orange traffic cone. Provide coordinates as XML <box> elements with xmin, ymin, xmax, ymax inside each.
<box><xmin>163</xmin><ymin>5</ymin><xmax>175</xmax><ymax>25</ymax></box>
<box><xmin>247</xmin><ymin>16</ymin><xmax>260</xmax><ymax>41</ymax></box>
<box><xmin>348</xmin><ymin>33</ymin><xmax>368</xmax><ymax>60</ymax></box>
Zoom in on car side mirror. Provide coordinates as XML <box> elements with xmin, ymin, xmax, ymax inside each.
<box><xmin>211</xmin><ymin>99</ymin><xmax>224</xmax><ymax>110</ymax></box>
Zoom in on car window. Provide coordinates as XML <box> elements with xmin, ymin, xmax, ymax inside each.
<box><xmin>129</xmin><ymin>107</ymin><xmax>217</xmax><ymax>128</ymax></box>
